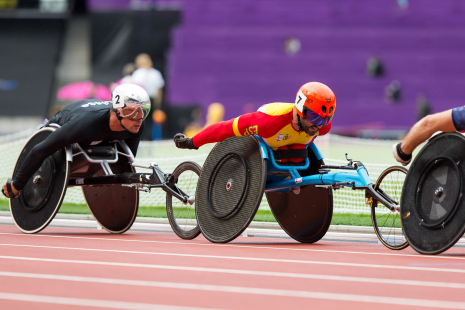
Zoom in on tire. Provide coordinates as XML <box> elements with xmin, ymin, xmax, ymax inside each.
<box><xmin>371</xmin><ymin>166</ymin><xmax>409</xmax><ymax>250</ymax></box>
<box><xmin>166</xmin><ymin>161</ymin><xmax>201</xmax><ymax>239</ymax></box>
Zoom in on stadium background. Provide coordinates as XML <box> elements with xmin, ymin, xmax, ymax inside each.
<box><xmin>1</xmin><ymin>0</ymin><xmax>464</xmax><ymax>215</ymax></box>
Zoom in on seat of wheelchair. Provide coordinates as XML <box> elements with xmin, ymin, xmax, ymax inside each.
<box><xmin>270</xmin><ymin>147</ymin><xmax>308</xmax><ymax>167</ymax></box>
<box><xmin>83</xmin><ymin>144</ymin><xmax>117</xmax><ymax>160</ymax></box>
<box><xmin>72</xmin><ymin>142</ymin><xmax>118</xmax><ymax>161</ymax></box>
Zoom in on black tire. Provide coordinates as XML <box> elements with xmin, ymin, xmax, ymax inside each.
<box><xmin>371</xmin><ymin>166</ymin><xmax>409</xmax><ymax>250</ymax></box>
<box><xmin>166</xmin><ymin>161</ymin><xmax>201</xmax><ymax>239</ymax></box>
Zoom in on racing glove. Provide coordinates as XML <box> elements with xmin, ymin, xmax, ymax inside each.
<box><xmin>174</xmin><ymin>133</ymin><xmax>198</xmax><ymax>150</ymax></box>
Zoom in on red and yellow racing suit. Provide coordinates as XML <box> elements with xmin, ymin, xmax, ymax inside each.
<box><xmin>192</xmin><ymin>102</ymin><xmax>331</xmax><ymax>148</ymax></box>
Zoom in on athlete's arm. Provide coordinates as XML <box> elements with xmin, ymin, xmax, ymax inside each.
<box><xmin>12</xmin><ymin>114</ymin><xmax>102</xmax><ymax>191</ymax></box>
<box><xmin>401</xmin><ymin>109</ymin><xmax>455</xmax><ymax>154</ymax></box>
<box><xmin>192</xmin><ymin>111</ymin><xmax>286</xmax><ymax>148</ymax></box>
<box><xmin>191</xmin><ymin>119</ymin><xmax>235</xmax><ymax>148</ymax></box>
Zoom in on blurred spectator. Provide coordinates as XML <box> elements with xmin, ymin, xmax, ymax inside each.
<box><xmin>110</xmin><ymin>63</ymin><xmax>137</xmax><ymax>91</ymax></box>
<box><xmin>152</xmin><ymin>109</ymin><xmax>167</xmax><ymax>140</ymax></box>
<box><xmin>416</xmin><ymin>93</ymin><xmax>432</xmax><ymax>120</ymax></box>
<box><xmin>283</xmin><ymin>36</ymin><xmax>301</xmax><ymax>56</ymax></box>
<box><xmin>366</xmin><ymin>55</ymin><xmax>384</xmax><ymax>77</ymax></box>
<box><xmin>120</xmin><ymin>62</ymin><xmax>136</xmax><ymax>84</ymax></box>
<box><xmin>384</xmin><ymin>80</ymin><xmax>402</xmax><ymax>104</ymax></box>
<box><xmin>204</xmin><ymin>102</ymin><xmax>225</xmax><ymax>127</ymax></box>
<box><xmin>184</xmin><ymin>108</ymin><xmax>203</xmax><ymax>138</ymax></box>
<box><xmin>132</xmin><ymin>53</ymin><xmax>164</xmax><ymax>107</ymax></box>
<box><xmin>132</xmin><ymin>53</ymin><xmax>165</xmax><ymax>140</ymax></box>
<box><xmin>184</xmin><ymin>103</ymin><xmax>225</xmax><ymax>138</ymax></box>
<box><xmin>397</xmin><ymin>0</ymin><xmax>409</xmax><ymax>10</ymax></box>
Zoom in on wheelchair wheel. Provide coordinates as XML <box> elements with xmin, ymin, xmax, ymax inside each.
<box><xmin>166</xmin><ymin>161</ymin><xmax>201</xmax><ymax>239</ymax></box>
<box><xmin>371</xmin><ymin>166</ymin><xmax>409</xmax><ymax>250</ymax></box>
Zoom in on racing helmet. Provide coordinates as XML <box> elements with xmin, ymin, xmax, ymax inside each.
<box><xmin>295</xmin><ymin>82</ymin><xmax>336</xmax><ymax>127</ymax></box>
<box><xmin>111</xmin><ymin>84</ymin><xmax>151</xmax><ymax>120</ymax></box>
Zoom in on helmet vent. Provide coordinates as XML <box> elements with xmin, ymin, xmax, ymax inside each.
<box><xmin>322</xmin><ymin>106</ymin><xmax>327</xmax><ymax>114</ymax></box>
<box><xmin>329</xmin><ymin>107</ymin><xmax>333</xmax><ymax>114</ymax></box>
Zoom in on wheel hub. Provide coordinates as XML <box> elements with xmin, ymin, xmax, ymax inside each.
<box><xmin>434</xmin><ymin>186</ymin><xmax>444</xmax><ymax>198</ymax></box>
<box><xmin>226</xmin><ymin>178</ymin><xmax>233</xmax><ymax>192</ymax></box>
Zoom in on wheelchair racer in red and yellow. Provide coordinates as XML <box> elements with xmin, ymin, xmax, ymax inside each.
<box><xmin>174</xmin><ymin>82</ymin><xmax>336</xmax><ymax>172</ymax></box>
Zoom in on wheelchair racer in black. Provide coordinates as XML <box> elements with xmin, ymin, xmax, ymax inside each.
<box><xmin>2</xmin><ymin>84</ymin><xmax>151</xmax><ymax>199</ymax></box>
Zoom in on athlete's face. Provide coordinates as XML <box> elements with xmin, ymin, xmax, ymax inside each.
<box><xmin>300</xmin><ymin>117</ymin><xmax>324</xmax><ymax>136</ymax></box>
<box><xmin>119</xmin><ymin>105</ymin><xmax>147</xmax><ymax>133</ymax></box>
<box><xmin>121</xmin><ymin>114</ymin><xmax>143</xmax><ymax>133</ymax></box>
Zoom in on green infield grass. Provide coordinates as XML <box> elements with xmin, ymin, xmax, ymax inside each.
<box><xmin>0</xmin><ymin>200</ymin><xmax>374</xmax><ymax>226</ymax></box>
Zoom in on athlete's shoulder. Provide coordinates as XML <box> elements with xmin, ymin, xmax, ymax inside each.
<box><xmin>78</xmin><ymin>99</ymin><xmax>112</xmax><ymax>109</ymax></box>
<box><xmin>257</xmin><ymin>102</ymin><xmax>294</xmax><ymax>116</ymax></box>
<box><xmin>60</xmin><ymin>100</ymin><xmax>111</xmax><ymax>112</ymax></box>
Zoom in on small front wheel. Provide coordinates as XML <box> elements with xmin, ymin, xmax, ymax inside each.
<box><xmin>371</xmin><ymin>166</ymin><xmax>409</xmax><ymax>250</ymax></box>
<box><xmin>166</xmin><ymin>161</ymin><xmax>201</xmax><ymax>239</ymax></box>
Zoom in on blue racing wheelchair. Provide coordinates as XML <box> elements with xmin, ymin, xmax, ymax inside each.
<box><xmin>173</xmin><ymin>135</ymin><xmax>408</xmax><ymax>250</ymax></box>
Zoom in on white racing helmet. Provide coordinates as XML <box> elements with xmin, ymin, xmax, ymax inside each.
<box><xmin>111</xmin><ymin>84</ymin><xmax>151</xmax><ymax>120</ymax></box>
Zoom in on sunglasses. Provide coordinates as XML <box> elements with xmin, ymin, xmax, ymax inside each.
<box><xmin>304</xmin><ymin>109</ymin><xmax>332</xmax><ymax>127</ymax></box>
<box><xmin>120</xmin><ymin>103</ymin><xmax>151</xmax><ymax>120</ymax></box>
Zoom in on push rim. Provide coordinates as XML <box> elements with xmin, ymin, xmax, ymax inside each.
<box><xmin>166</xmin><ymin>161</ymin><xmax>201</xmax><ymax>239</ymax></box>
<box><xmin>372</xmin><ymin>166</ymin><xmax>409</xmax><ymax>250</ymax></box>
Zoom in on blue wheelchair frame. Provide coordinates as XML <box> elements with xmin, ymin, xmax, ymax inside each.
<box><xmin>256</xmin><ymin>136</ymin><xmax>397</xmax><ymax>210</ymax></box>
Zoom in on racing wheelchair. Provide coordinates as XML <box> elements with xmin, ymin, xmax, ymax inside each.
<box><xmin>400</xmin><ymin>132</ymin><xmax>465</xmax><ymax>255</ymax></box>
<box><xmin>178</xmin><ymin>135</ymin><xmax>409</xmax><ymax>250</ymax></box>
<box><xmin>9</xmin><ymin>125</ymin><xmax>201</xmax><ymax>238</ymax></box>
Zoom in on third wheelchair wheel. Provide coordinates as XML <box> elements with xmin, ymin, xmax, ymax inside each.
<box><xmin>371</xmin><ymin>166</ymin><xmax>409</xmax><ymax>250</ymax></box>
<box><xmin>166</xmin><ymin>161</ymin><xmax>201</xmax><ymax>239</ymax></box>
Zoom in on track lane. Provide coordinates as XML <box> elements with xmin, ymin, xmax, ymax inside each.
<box><xmin>1</xmin><ymin>225</ymin><xmax>465</xmax><ymax>309</ymax></box>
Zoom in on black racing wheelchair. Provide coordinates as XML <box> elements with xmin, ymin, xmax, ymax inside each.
<box><xmin>9</xmin><ymin>125</ymin><xmax>201</xmax><ymax>238</ymax></box>
<box><xmin>171</xmin><ymin>135</ymin><xmax>409</xmax><ymax>250</ymax></box>
<box><xmin>400</xmin><ymin>132</ymin><xmax>465</xmax><ymax>254</ymax></box>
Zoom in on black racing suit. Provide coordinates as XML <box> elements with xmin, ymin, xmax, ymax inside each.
<box><xmin>12</xmin><ymin>99</ymin><xmax>144</xmax><ymax>191</ymax></box>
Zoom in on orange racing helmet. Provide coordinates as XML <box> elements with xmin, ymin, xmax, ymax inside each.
<box><xmin>295</xmin><ymin>82</ymin><xmax>336</xmax><ymax>126</ymax></box>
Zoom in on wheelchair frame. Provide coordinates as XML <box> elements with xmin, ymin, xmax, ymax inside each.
<box><xmin>256</xmin><ymin>136</ymin><xmax>398</xmax><ymax>211</ymax></box>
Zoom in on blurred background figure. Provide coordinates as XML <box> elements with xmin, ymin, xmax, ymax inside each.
<box><xmin>184</xmin><ymin>103</ymin><xmax>225</xmax><ymax>138</ymax></box>
<box><xmin>397</xmin><ymin>0</ymin><xmax>409</xmax><ymax>10</ymax></box>
<box><xmin>183</xmin><ymin>107</ymin><xmax>203</xmax><ymax>138</ymax></box>
<box><xmin>132</xmin><ymin>53</ymin><xmax>164</xmax><ymax>106</ymax></box>
<box><xmin>366</xmin><ymin>55</ymin><xmax>384</xmax><ymax>78</ymax></box>
<box><xmin>118</xmin><ymin>63</ymin><xmax>137</xmax><ymax>85</ymax></box>
<box><xmin>132</xmin><ymin>53</ymin><xmax>165</xmax><ymax>140</ymax></box>
<box><xmin>283</xmin><ymin>35</ymin><xmax>301</xmax><ymax>56</ymax></box>
<box><xmin>204</xmin><ymin>102</ymin><xmax>225</xmax><ymax>127</ymax></box>
<box><xmin>152</xmin><ymin>109</ymin><xmax>167</xmax><ymax>140</ymax></box>
<box><xmin>416</xmin><ymin>92</ymin><xmax>431</xmax><ymax>121</ymax></box>
<box><xmin>385</xmin><ymin>80</ymin><xmax>402</xmax><ymax>104</ymax></box>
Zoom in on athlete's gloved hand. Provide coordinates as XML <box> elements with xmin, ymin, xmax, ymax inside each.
<box><xmin>174</xmin><ymin>133</ymin><xmax>198</xmax><ymax>150</ymax></box>
<box><xmin>392</xmin><ymin>143</ymin><xmax>411</xmax><ymax>166</ymax></box>
<box><xmin>2</xmin><ymin>179</ymin><xmax>20</xmax><ymax>199</ymax></box>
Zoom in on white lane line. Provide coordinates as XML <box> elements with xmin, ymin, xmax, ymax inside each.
<box><xmin>0</xmin><ymin>257</ymin><xmax>464</xmax><ymax>289</ymax></box>
<box><xmin>0</xmin><ymin>244</ymin><xmax>465</xmax><ymax>274</ymax></box>
<box><xmin>0</xmin><ymin>291</ymin><xmax>216</xmax><ymax>310</ymax></box>
<box><xmin>0</xmin><ymin>232</ymin><xmax>464</xmax><ymax>261</ymax></box>
<box><xmin>1</xmin><ymin>272</ymin><xmax>465</xmax><ymax>309</ymax></box>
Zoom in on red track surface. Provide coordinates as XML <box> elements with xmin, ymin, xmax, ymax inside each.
<box><xmin>0</xmin><ymin>224</ymin><xmax>465</xmax><ymax>309</ymax></box>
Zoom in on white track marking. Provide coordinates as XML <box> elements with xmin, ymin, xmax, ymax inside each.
<box><xmin>0</xmin><ymin>272</ymin><xmax>465</xmax><ymax>309</ymax></box>
<box><xmin>0</xmin><ymin>257</ymin><xmax>464</xmax><ymax>288</ymax></box>
<box><xmin>0</xmin><ymin>244</ymin><xmax>465</xmax><ymax>274</ymax></box>
<box><xmin>0</xmin><ymin>292</ymin><xmax>216</xmax><ymax>310</ymax></box>
<box><xmin>0</xmin><ymin>232</ymin><xmax>464</xmax><ymax>261</ymax></box>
